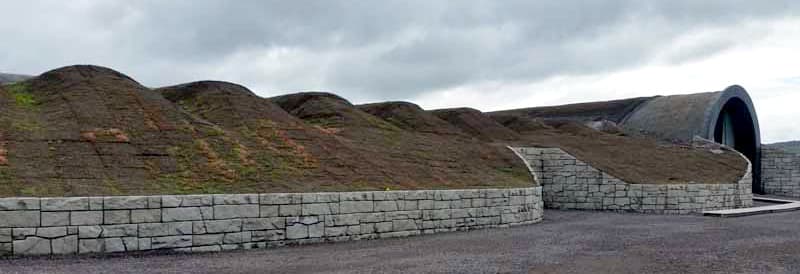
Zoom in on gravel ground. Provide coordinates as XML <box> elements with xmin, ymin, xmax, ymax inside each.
<box><xmin>2</xmin><ymin>209</ymin><xmax>800</xmax><ymax>274</ymax></box>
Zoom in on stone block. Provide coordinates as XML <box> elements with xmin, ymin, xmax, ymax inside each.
<box><xmin>315</xmin><ymin>193</ymin><xmax>339</xmax><ymax>203</ymax></box>
<box><xmin>385</xmin><ymin>210</ymin><xmax>421</xmax><ymax>220</ymax></box>
<box><xmin>79</xmin><ymin>226</ymin><xmax>103</xmax><ymax>238</ymax></box>
<box><xmin>89</xmin><ymin>197</ymin><xmax>104</xmax><ymax>211</ymax></box>
<box><xmin>251</xmin><ymin>230</ymin><xmax>285</xmax><ymax>241</ymax></box>
<box><xmin>104</xmin><ymin>210</ymin><xmax>130</xmax><ymax>224</ymax></box>
<box><xmin>42</xmin><ymin>211</ymin><xmax>70</xmax><ymax>227</ymax></box>
<box><xmin>36</xmin><ymin>227</ymin><xmax>67</xmax><ymax>238</ymax></box>
<box><xmin>433</xmin><ymin>201</ymin><xmax>450</xmax><ymax>209</ymax></box>
<box><xmin>279</xmin><ymin>204</ymin><xmax>301</xmax><ymax>216</ymax></box>
<box><xmin>309</xmin><ymin>223</ymin><xmax>324</xmax><ymax>238</ymax></box>
<box><xmin>214</xmin><ymin>205</ymin><xmax>259</xmax><ymax>219</ymax></box>
<box><xmin>138</xmin><ymin>222</ymin><xmax>192</xmax><ymax>237</ymax></box>
<box><xmin>0</xmin><ymin>211</ymin><xmax>40</xmax><ymax>227</ymax></box>
<box><xmin>340</xmin><ymin>192</ymin><xmax>372</xmax><ymax>201</ymax></box>
<box><xmin>0</xmin><ymin>198</ymin><xmax>39</xmax><ymax>210</ymax></box>
<box><xmin>418</xmin><ymin>200</ymin><xmax>434</xmax><ymax>210</ymax></box>
<box><xmin>200</xmin><ymin>206</ymin><xmax>214</xmax><ymax>219</ymax></box>
<box><xmin>260</xmin><ymin>205</ymin><xmax>279</xmax><ymax>217</ymax></box>
<box><xmin>14</xmin><ymin>237</ymin><xmax>51</xmax><ymax>255</ymax></box>
<box><xmin>398</xmin><ymin>201</ymin><xmax>418</xmax><ymax>211</ymax></box>
<box><xmin>302</xmin><ymin>203</ymin><xmax>336</xmax><ymax>216</ymax></box>
<box><xmin>151</xmin><ymin>235</ymin><xmax>192</xmax><ymax>249</ymax></box>
<box><xmin>286</xmin><ymin>224</ymin><xmax>308</xmax><ymax>240</ymax></box>
<box><xmin>223</xmin><ymin>232</ymin><xmax>250</xmax><ymax>244</ymax></box>
<box><xmin>374</xmin><ymin>201</ymin><xmax>398</xmax><ymax>212</ymax></box>
<box><xmin>404</xmin><ymin>191</ymin><xmax>427</xmax><ymax>200</ymax></box>
<box><xmin>214</xmin><ymin>194</ymin><xmax>258</xmax><ymax>205</ymax></box>
<box><xmin>71</xmin><ymin>211</ymin><xmax>102</xmax><ymax>226</ymax></box>
<box><xmin>324</xmin><ymin>226</ymin><xmax>347</xmax><ymax>237</ymax></box>
<box><xmin>328</xmin><ymin>214</ymin><xmax>360</xmax><ymax>226</ymax></box>
<box><xmin>204</xmin><ymin>219</ymin><xmax>242</xmax><ymax>234</ymax></box>
<box><xmin>162</xmin><ymin>207</ymin><xmax>203</xmax><ymax>222</ymax></box>
<box><xmin>180</xmin><ymin>195</ymin><xmax>214</xmax><ymax>207</ymax></box>
<box><xmin>101</xmin><ymin>224</ymin><xmax>137</xmax><ymax>237</ymax></box>
<box><xmin>192</xmin><ymin>245</ymin><xmax>221</xmax><ymax>252</ymax></box>
<box><xmin>41</xmin><ymin>197</ymin><xmax>88</xmax><ymax>211</ymax></box>
<box><xmin>193</xmin><ymin>234</ymin><xmax>224</xmax><ymax>246</ymax></box>
<box><xmin>139</xmin><ymin>238</ymin><xmax>152</xmax><ymax>250</ymax></box>
<box><xmin>161</xmin><ymin>196</ymin><xmax>182</xmax><ymax>207</ymax></box>
<box><xmin>51</xmin><ymin>235</ymin><xmax>78</xmax><ymax>255</ymax></box>
<box><xmin>123</xmin><ymin>237</ymin><xmax>139</xmax><ymax>251</ymax></box>
<box><xmin>392</xmin><ymin>219</ymin><xmax>417</xmax><ymax>231</ymax></box>
<box><xmin>0</xmin><ymin>228</ymin><xmax>10</xmax><ymax>242</ymax></box>
<box><xmin>375</xmin><ymin>222</ymin><xmax>393</xmax><ymax>233</ymax></box>
<box><xmin>287</xmin><ymin>216</ymin><xmax>320</xmax><ymax>226</ymax></box>
<box><xmin>242</xmin><ymin>218</ymin><xmax>284</xmax><ymax>231</ymax></box>
<box><xmin>340</xmin><ymin>201</ymin><xmax>373</xmax><ymax>213</ymax></box>
<box><xmin>423</xmin><ymin>209</ymin><xmax>450</xmax><ymax>220</ymax></box>
<box><xmin>104</xmin><ymin>238</ymin><xmax>126</xmax><ymax>252</ymax></box>
<box><xmin>360</xmin><ymin>223</ymin><xmax>375</xmax><ymax>234</ymax></box>
<box><xmin>147</xmin><ymin>196</ymin><xmax>162</xmax><ymax>209</ymax></box>
<box><xmin>12</xmin><ymin>228</ymin><xmax>35</xmax><ymax>240</ymax></box>
<box><xmin>260</xmin><ymin>193</ymin><xmax>300</xmax><ymax>205</ymax></box>
<box><xmin>104</xmin><ymin>196</ymin><xmax>148</xmax><ymax>209</ymax></box>
<box><xmin>79</xmin><ymin>239</ymin><xmax>104</xmax><ymax>253</ymax></box>
<box><xmin>131</xmin><ymin>209</ymin><xmax>161</xmax><ymax>223</ymax></box>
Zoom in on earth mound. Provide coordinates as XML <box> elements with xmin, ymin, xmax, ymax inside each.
<box><xmin>0</xmin><ymin>64</ymin><xmax>750</xmax><ymax>196</ymax></box>
<box><xmin>270</xmin><ymin>92</ymin><xmax>395</xmax><ymax>130</ymax></box>
<box><xmin>0</xmin><ymin>66</ymin><xmax>533</xmax><ymax>197</ymax></box>
<box><xmin>357</xmin><ymin>101</ymin><xmax>464</xmax><ymax>135</ymax></box>
<box><xmin>498</xmin><ymin>116</ymin><xmax>747</xmax><ymax>184</ymax></box>
<box><xmin>160</xmin><ymin>81</ymin><xmax>297</xmax><ymax>126</ymax></box>
<box><xmin>271</xmin><ymin>94</ymin><xmax>531</xmax><ymax>190</ymax></box>
<box><xmin>489</xmin><ymin>114</ymin><xmax>552</xmax><ymax>134</ymax></box>
<box><xmin>0</xmin><ymin>65</ymin><xmax>206</xmax><ymax>196</ymax></box>
<box><xmin>431</xmin><ymin>108</ymin><xmax>520</xmax><ymax>141</ymax></box>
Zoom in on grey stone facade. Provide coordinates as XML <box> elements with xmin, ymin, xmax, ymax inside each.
<box><xmin>511</xmin><ymin>147</ymin><xmax>752</xmax><ymax>214</ymax></box>
<box><xmin>762</xmin><ymin>148</ymin><xmax>800</xmax><ymax>197</ymax></box>
<box><xmin>0</xmin><ymin>188</ymin><xmax>543</xmax><ymax>256</ymax></box>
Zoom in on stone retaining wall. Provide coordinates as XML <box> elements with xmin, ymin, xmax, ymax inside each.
<box><xmin>762</xmin><ymin>147</ymin><xmax>800</xmax><ymax>197</ymax></box>
<box><xmin>511</xmin><ymin>147</ymin><xmax>752</xmax><ymax>214</ymax></box>
<box><xmin>0</xmin><ymin>187</ymin><xmax>542</xmax><ymax>256</ymax></box>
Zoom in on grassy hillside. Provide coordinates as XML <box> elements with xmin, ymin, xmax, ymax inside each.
<box><xmin>0</xmin><ymin>65</ymin><xmax>531</xmax><ymax>197</ymax></box>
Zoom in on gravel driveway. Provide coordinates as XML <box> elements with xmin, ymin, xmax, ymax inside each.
<box><xmin>2</xmin><ymin>210</ymin><xmax>800</xmax><ymax>274</ymax></box>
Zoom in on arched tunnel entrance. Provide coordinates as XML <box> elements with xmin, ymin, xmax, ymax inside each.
<box><xmin>713</xmin><ymin>97</ymin><xmax>761</xmax><ymax>193</ymax></box>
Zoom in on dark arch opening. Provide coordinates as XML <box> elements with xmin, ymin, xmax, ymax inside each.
<box><xmin>713</xmin><ymin>97</ymin><xmax>760</xmax><ymax>192</ymax></box>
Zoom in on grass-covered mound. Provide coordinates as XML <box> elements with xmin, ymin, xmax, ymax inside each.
<box><xmin>0</xmin><ymin>66</ymin><xmax>532</xmax><ymax>197</ymax></box>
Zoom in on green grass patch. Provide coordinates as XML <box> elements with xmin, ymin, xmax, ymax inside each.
<box><xmin>5</xmin><ymin>82</ymin><xmax>38</xmax><ymax>108</ymax></box>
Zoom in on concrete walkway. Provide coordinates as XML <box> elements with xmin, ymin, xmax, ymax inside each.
<box><xmin>3</xmin><ymin>209</ymin><xmax>800</xmax><ymax>274</ymax></box>
<box><xmin>704</xmin><ymin>196</ymin><xmax>800</xmax><ymax>217</ymax></box>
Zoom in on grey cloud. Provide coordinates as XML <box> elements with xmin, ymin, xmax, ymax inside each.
<box><xmin>1</xmin><ymin>1</ymin><xmax>799</xmax><ymax>101</ymax></box>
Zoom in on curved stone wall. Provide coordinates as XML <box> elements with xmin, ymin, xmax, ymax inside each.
<box><xmin>762</xmin><ymin>147</ymin><xmax>800</xmax><ymax>197</ymax></box>
<box><xmin>0</xmin><ymin>187</ymin><xmax>543</xmax><ymax>256</ymax></box>
<box><xmin>512</xmin><ymin>147</ymin><xmax>752</xmax><ymax>214</ymax></box>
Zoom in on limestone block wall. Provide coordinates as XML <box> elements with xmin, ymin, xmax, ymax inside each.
<box><xmin>0</xmin><ymin>187</ymin><xmax>542</xmax><ymax>256</ymax></box>
<box><xmin>761</xmin><ymin>147</ymin><xmax>800</xmax><ymax>197</ymax></box>
<box><xmin>511</xmin><ymin>147</ymin><xmax>752</xmax><ymax>214</ymax></box>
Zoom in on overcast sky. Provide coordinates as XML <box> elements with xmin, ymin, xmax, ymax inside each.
<box><xmin>1</xmin><ymin>1</ymin><xmax>798</xmax><ymax>142</ymax></box>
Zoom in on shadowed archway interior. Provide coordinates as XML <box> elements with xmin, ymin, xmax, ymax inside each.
<box><xmin>714</xmin><ymin>97</ymin><xmax>760</xmax><ymax>193</ymax></box>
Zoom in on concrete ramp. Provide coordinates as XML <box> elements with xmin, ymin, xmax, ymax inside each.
<box><xmin>704</xmin><ymin>196</ymin><xmax>800</xmax><ymax>217</ymax></box>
